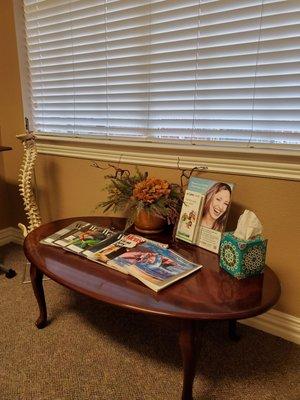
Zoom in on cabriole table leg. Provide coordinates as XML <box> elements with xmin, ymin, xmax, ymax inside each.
<box><xmin>179</xmin><ymin>320</ymin><xmax>197</xmax><ymax>400</ymax></box>
<box><xmin>30</xmin><ymin>263</ymin><xmax>48</xmax><ymax>329</ymax></box>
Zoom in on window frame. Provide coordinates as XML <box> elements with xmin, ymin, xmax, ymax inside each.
<box><xmin>13</xmin><ymin>0</ymin><xmax>300</xmax><ymax>181</ymax></box>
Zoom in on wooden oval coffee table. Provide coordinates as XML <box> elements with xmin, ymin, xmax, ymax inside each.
<box><xmin>24</xmin><ymin>217</ymin><xmax>281</xmax><ymax>400</ymax></box>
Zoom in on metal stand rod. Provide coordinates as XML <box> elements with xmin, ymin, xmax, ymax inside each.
<box><xmin>0</xmin><ymin>263</ymin><xmax>17</xmax><ymax>279</ymax></box>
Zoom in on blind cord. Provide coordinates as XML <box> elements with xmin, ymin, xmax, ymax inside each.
<box><xmin>249</xmin><ymin>0</ymin><xmax>265</xmax><ymax>147</ymax></box>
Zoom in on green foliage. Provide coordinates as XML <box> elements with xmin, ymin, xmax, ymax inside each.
<box><xmin>97</xmin><ymin>167</ymin><xmax>183</xmax><ymax>225</ymax></box>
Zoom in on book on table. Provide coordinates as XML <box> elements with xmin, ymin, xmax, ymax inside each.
<box><xmin>40</xmin><ymin>221</ymin><xmax>202</xmax><ymax>291</ymax></box>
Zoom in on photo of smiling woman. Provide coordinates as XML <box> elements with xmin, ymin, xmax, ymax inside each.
<box><xmin>200</xmin><ymin>182</ymin><xmax>232</xmax><ymax>232</ymax></box>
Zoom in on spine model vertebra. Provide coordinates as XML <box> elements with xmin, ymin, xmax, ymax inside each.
<box><xmin>17</xmin><ymin>133</ymin><xmax>42</xmax><ymax>236</ymax></box>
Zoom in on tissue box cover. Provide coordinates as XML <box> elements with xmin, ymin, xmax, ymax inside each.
<box><xmin>219</xmin><ymin>232</ymin><xmax>267</xmax><ymax>279</ymax></box>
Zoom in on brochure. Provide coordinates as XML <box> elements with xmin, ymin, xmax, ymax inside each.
<box><xmin>176</xmin><ymin>178</ymin><xmax>234</xmax><ymax>253</ymax></box>
<box><xmin>176</xmin><ymin>189</ymin><xmax>204</xmax><ymax>243</ymax></box>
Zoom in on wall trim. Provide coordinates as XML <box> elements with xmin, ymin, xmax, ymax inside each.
<box><xmin>1</xmin><ymin>226</ymin><xmax>299</xmax><ymax>344</ymax></box>
<box><xmin>36</xmin><ymin>135</ymin><xmax>300</xmax><ymax>181</ymax></box>
<box><xmin>240</xmin><ymin>309</ymin><xmax>300</xmax><ymax>345</ymax></box>
<box><xmin>0</xmin><ymin>227</ymin><xmax>24</xmax><ymax>246</ymax></box>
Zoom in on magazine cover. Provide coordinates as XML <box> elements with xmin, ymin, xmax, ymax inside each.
<box><xmin>40</xmin><ymin>221</ymin><xmax>90</xmax><ymax>246</ymax></box>
<box><xmin>85</xmin><ymin>241</ymin><xmax>129</xmax><ymax>273</ymax></box>
<box><xmin>64</xmin><ymin>226</ymin><xmax>120</xmax><ymax>253</ymax></box>
<box><xmin>82</xmin><ymin>234</ymin><xmax>148</xmax><ymax>273</ymax></box>
<box><xmin>187</xmin><ymin>177</ymin><xmax>234</xmax><ymax>253</ymax></box>
<box><xmin>83</xmin><ymin>233</ymin><xmax>168</xmax><ymax>259</ymax></box>
<box><xmin>108</xmin><ymin>241</ymin><xmax>202</xmax><ymax>291</ymax></box>
<box><xmin>83</xmin><ymin>234</ymin><xmax>167</xmax><ymax>274</ymax></box>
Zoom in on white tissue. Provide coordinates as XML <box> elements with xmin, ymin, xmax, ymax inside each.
<box><xmin>233</xmin><ymin>210</ymin><xmax>263</xmax><ymax>240</ymax></box>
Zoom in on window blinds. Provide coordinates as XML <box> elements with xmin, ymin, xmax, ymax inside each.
<box><xmin>24</xmin><ymin>0</ymin><xmax>300</xmax><ymax>145</ymax></box>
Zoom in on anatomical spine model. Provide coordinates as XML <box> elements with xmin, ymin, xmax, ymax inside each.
<box><xmin>17</xmin><ymin>133</ymin><xmax>42</xmax><ymax>237</ymax></box>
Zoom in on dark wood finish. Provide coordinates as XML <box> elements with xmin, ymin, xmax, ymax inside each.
<box><xmin>30</xmin><ymin>263</ymin><xmax>48</xmax><ymax>329</ymax></box>
<box><xmin>23</xmin><ymin>217</ymin><xmax>281</xmax><ymax>400</ymax></box>
<box><xmin>24</xmin><ymin>217</ymin><xmax>281</xmax><ymax>321</ymax></box>
<box><xmin>179</xmin><ymin>320</ymin><xmax>197</xmax><ymax>400</ymax></box>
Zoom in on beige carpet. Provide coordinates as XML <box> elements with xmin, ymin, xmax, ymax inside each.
<box><xmin>0</xmin><ymin>244</ymin><xmax>299</xmax><ymax>400</ymax></box>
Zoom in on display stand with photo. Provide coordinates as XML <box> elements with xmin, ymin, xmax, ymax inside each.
<box><xmin>176</xmin><ymin>177</ymin><xmax>234</xmax><ymax>253</ymax></box>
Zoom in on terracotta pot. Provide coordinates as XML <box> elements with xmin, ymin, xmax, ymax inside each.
<box><xmin>134</xmin><ymin>209</ymin><xmax>166</xmax><ymax>234</ymax></box>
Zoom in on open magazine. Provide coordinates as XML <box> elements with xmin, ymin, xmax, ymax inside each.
<box><xmin>176</xmin><ymin>177</ymin><xmax>234</xmax><ymax>253</ymax></box>
<box><xmin>109</xmin><ymin>241</ymin><xmax>202</xmax><ymax>292</ymax></box>
<box><xmin>40</xmin><ymin>221</ymin><xmax>202</xmax><ymax>291</ymax></box>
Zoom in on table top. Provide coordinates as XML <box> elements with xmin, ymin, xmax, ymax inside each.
<box><xmin>24</xmin><ymin>217</ymin><xmax>281</xmax><ymax>321</ymax></box>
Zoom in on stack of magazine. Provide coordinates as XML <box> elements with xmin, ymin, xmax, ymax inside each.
<box><xmin>40</xmin><ymin>221</ymin><xmax>202</xmax><ymax>292</ymax></box>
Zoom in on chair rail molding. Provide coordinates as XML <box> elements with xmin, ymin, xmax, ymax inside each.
<box><xmin>35</xmin><ymin>135</ymin><xmax>300</xmax><ymax>181</ymax></box>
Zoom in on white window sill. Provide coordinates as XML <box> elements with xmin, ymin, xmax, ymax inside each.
<box><xmin>35</xmin><ymin>134</ymin><xmax>300</xmax><ymax>181</ymax></box>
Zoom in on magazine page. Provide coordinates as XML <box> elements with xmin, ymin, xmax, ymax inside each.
<box><xmin>84</xmin><ymin>241</ymin><xmax>129</xmax><ymax>273</ymax></box>
<box><xmin>83</xmin><ymin>233</ymin><xmax>170</xmax><ymax>275</ymax></box>
<box><xmin>178</xmin><ymin>177</ymin><xmax>234</xmax><ymax>253</ymax></box>
<box><xmin>128</xmin><ymin>265</ymin><xmax>199</xmax><ymax>292</ymax></box>
<box><xmin>82</xmin><ymin>234</ymin><xmax>147</xmax><ymax>273</ymax></box>
<box><xmin>63</xmin><ymin>226</ymin><xmax>121</xmax><ymax>254</ymax></box>
<box><xmin>108</xmin><ymin>241</ymin><xmax>202</xmax><ymax>291</ymax></box>
<box><xmin>40</xmin><ymin>221</ymin><xmax>90</xmax><ymax>247</ymax></box>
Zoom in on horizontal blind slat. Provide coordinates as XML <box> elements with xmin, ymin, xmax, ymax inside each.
<box><xmin>23</xmin><ymin>0</ymin><xmax>300</xmax><ymax>145</ymax></box>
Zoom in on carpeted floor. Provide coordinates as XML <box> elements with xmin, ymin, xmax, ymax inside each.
<box><xmin>0</xmin><ymin>243</ymin><xmax>299</xmax><ymax>400</ymax></box>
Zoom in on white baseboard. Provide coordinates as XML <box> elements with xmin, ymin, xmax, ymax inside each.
<box><xmin>0</xmin><ymin>227</ymin><xmax>24</xmax><ymax>246</ymax></box>
<box><xmin>240</xmin><ymin>309</ymin><xmax>300</xmax><ymax>345</ymax></box>
<box><xmin>0</xmin><ymin>226</ymin><xmax>299</xmax><ymax>345</ymax></box>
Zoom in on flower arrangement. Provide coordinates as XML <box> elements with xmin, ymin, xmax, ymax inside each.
<box><xmin>98</xmin><ymin>167</ymin><xmax>183</xmax><ymax>226</ymax></box>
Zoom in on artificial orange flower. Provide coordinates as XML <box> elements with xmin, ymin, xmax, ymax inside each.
<box><xmin>133</xmin><ymin>178</ymin><xmax>171</xmax><ymax>204</ymax></box>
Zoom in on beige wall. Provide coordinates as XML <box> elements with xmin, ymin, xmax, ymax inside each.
<box><xmin>1</xmin><ymin>2</ymin><xmax>299</xmax><ymax>318</ymax></box>
<box><xmin>0</xmin><ymin>1</ymin><xmax>26</xmax><ymax>229</ymax></box>
<box><xmin>0</xmin><ymin>138</ymin><xmax>11</xmax><ymax>228</ymax></box>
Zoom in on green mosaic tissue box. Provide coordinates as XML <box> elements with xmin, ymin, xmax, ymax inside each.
<box><xmin>219</xmin><ymin>232</ymin><xmax>267</xmax><ymax>279</ymax></box>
